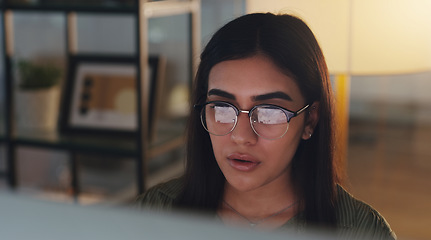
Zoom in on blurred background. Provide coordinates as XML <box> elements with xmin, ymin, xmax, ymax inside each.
<box><xmin>0</xmin><ymin>1</ymin><xmax>430</xmax><ymax>240</ymax></box>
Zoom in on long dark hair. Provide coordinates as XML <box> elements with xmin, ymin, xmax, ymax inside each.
<box><xmin>176</xmin><ymin>13</ymin><xmax>339</xmax><ymax>227</ymax></box>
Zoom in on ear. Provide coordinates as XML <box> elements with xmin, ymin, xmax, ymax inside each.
<box><xmin>302</xmin><ymin>101</ymin><xmax>320</xmax><ymax>140</ymax></box>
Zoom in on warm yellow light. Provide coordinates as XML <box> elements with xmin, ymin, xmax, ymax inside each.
<box><xmin>247</xmin><ymin>0</ymin><xmax>350</xmax><ymax>74</ymax></box>
<box><xmin>247</xmin><ymin>0</ymin><xmax>431</xmax><ymax>75</ymax></box>
<box><xmin>351</xmin><ymin>0</ymin><xmax>431</xmax><ymax>75</ymax></box>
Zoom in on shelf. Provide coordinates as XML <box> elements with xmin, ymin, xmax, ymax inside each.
<box><xmin>13</xmin><ymin>130</ymin><xmax>138</xmax><ymax>157</ymax></box>
<box><xmin>0</xmin><ymin>0</ymin><xmax>199</xmax><ymax>194</ymax></box>
<box><xmin>1</xmin><ymin>1</ymin><xmax>136</xmax><ymax>13</ymax></box>
<box><xmin>0</xmin><ymin>0</ymin><xmax>199</xmax><ymax>16</ymax></box>
<box><xmin>10</xmin><ymin>118</ymin><xmax>186</xmax><ymax>158</ymax></box>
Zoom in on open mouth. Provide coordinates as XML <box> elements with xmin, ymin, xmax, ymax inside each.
<box><xmin>234</xmin><ymin>159</ymin><xmax>253</xmax><ymax>163</ymax></box>
<box><xmin>227</xmin><ymin>154</ymin><xmax>260</xmax><ymax>171</ymax></box>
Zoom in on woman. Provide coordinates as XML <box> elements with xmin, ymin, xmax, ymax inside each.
<box><xmin>138</xmin><ymin>13</ymin><xmax>396</xmax><ymax>239</ymax></box>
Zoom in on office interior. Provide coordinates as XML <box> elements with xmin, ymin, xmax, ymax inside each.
<box><xmin>0</xmin><ymin>1</ymin><xmax>430</xmax><ymax>240</ymax></box>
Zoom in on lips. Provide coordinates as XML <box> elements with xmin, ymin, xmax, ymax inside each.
<box><xmin>227</xmin><ymin>153</ymin><xmax>261</xmax><ymax>172</ymax></box>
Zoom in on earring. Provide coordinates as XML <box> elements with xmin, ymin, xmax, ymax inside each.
<box><xmin>303</xmin><ymin>131</ymin><xmax>313</xmax><ymax>140</ymax></box>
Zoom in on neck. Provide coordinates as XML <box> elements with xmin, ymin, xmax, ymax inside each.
<box><xmin>219</xmin><ymin>177</ymin><xmax>299</xmax><ymax>230</ymax></box>
<box><xmin>222</xmin><ymin>175</ymin><xmax>298</xmax><ymax>218</ymax></box>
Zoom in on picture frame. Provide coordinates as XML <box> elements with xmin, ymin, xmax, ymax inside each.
<box><xmin>59</xmin><ymin>54</ymin><xmax>165</xmax><ymax>140</ymax></box>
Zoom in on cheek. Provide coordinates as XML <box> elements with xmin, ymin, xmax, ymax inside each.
<box><xmin>263</xmin><ymin>130</ymin><xmax>304</xmax><ymax>163</ymax></box>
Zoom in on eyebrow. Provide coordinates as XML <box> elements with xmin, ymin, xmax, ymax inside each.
<box><xmin>253</xmin><ymin>91</ymin><xmax>293</xmax><ymax>101</ymax></box>
<box><xmin>208</xmin><ymin>88</ymin><xmax>292</xmax><ymax>102</ymax></box>
<box><xmin>208</xmin><ymin>89</ymin><xmax>236</xmax><ymax>100</ymax></box>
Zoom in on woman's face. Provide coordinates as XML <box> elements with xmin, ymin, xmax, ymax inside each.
<box><xmin>207</xmin><ymin>55</ymin><xmax>313</xmax><ymax>193</ymax></box>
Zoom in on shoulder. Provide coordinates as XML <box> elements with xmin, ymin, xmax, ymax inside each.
<box><xmin>135</xmin><ymin>177</ymin><xmax>184</xmax><ymax>211</ymax></box>
<box><xmin>335</xmin><ymin>185</ymin><xmax>397</xmax><ymax>239</ymax></box>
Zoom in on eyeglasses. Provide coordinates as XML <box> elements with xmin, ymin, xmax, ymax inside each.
<box><xmin>195</xmin><ymin>101</ymin><xmax>310</xmax><ymax>140</ymax></box>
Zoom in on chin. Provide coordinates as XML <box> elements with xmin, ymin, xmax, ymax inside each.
<box><xmin>226</xmin><ymin>176</ymin><xmax>262</xmax><ymax>193</ymax></box>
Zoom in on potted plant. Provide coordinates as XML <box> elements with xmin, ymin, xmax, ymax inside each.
<box><xmin>18</xmin><ymin>60</ymin><xmax>61</xmax><ymax>90</ymax></box>
<box><xmin>15</xmin><ymin>59</ymin><xmax>63</xmax><ymax>131</ymax></box>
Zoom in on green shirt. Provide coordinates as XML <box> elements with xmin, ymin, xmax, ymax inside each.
<box><xmin>136</xmin><ymin>178</ymin><xmax>396</xmax><ymax>239</ymax></box>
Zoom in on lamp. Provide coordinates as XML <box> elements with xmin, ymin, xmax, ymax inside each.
<box><xmin>247</xmin><ymin>0</ymin><xmax>431</xmax><ymax>167</ymax></box>
<box><xmin>247</xmin><ymin>0</ymin><xmax>431</xmax><ymax>74</ymax></box>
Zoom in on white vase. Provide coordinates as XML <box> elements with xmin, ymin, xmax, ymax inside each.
<box><xmin>15</xmin><ymin>86</ymin><xmax>61</xmax><ymax>131</ymax></box>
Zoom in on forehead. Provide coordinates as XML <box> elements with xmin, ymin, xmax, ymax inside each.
<box><xmin>208</xmin><ymin>55</ymin><xmax>304</xmax><ymax>103</ymax></box>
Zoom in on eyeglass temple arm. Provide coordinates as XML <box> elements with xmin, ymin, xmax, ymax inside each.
<box><xmin>295</xmin><ymin>104</ymin><xmax>310</xmax><ymax>116</ymax></box>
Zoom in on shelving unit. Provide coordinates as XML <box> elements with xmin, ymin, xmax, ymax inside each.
<box><xmin>0</xmin><ymin>0</ymin><xmax>201</xmax><ymax>202</ymax></box>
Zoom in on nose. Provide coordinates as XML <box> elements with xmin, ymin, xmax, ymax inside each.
<box><xmin>230</xmin><ymin>112</ymin><xmax>258</xmax><ymax>145</ymax></box>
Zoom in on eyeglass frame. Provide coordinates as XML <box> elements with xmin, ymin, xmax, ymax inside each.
<box><xmin>194</xmin><ymin>101</ymin><xmax>310</xmax><ymax>140</ymax></box>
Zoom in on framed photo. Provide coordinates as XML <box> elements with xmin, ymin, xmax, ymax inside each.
<box><xmin>59</xmin><ymin>54</ymin><xmax>165</xmax><ymax>139</ymax></box>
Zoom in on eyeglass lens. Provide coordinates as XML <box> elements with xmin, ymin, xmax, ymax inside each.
<box><xmin>201</xmin><ymin>102</ymin><xmax>289</xmax><ymax>139</ymax></box>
